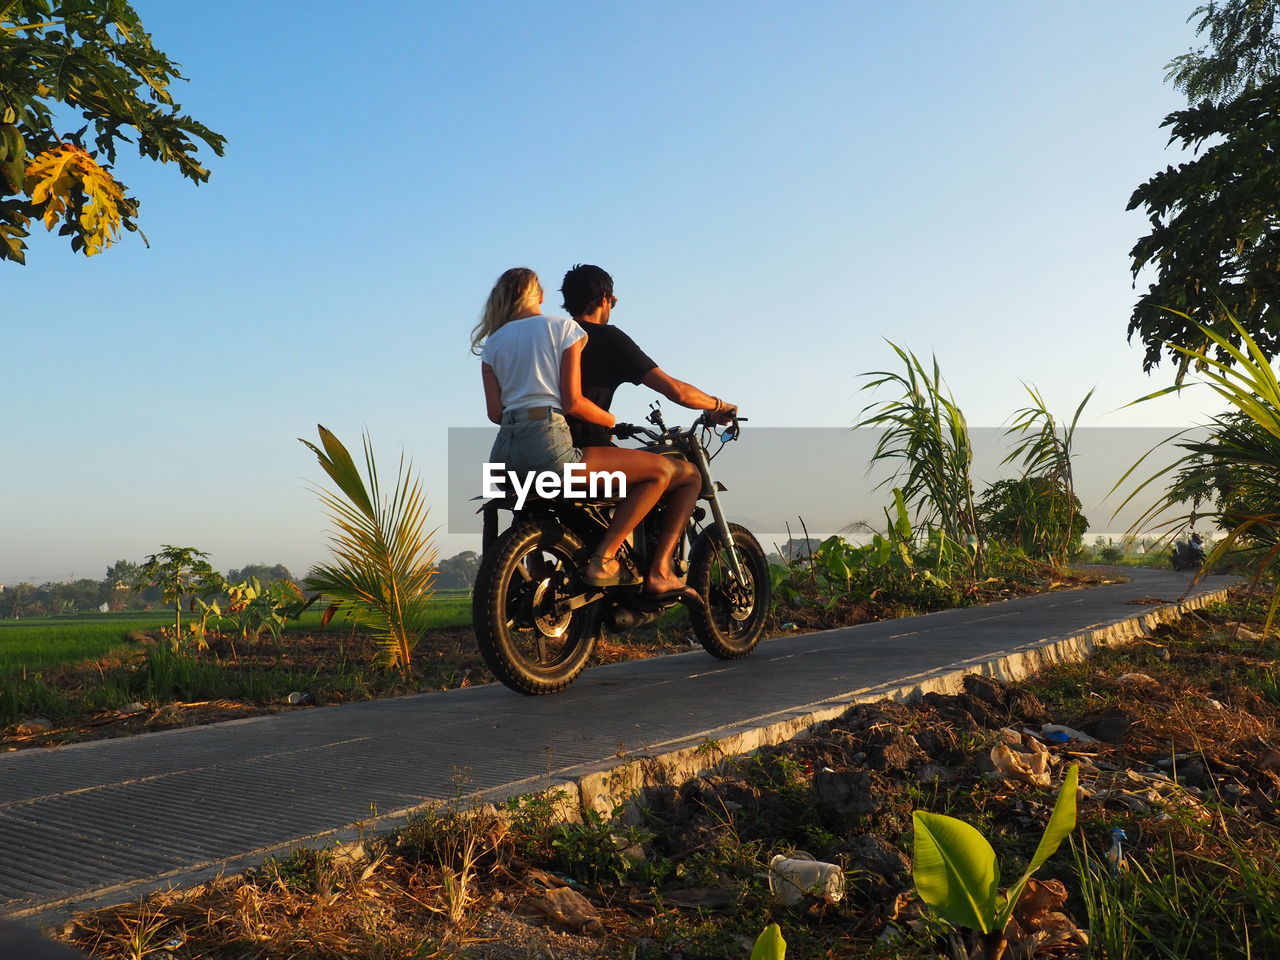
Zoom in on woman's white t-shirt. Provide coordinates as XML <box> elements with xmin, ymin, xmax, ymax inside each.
<box><xmin>480</xmin><ymin>314</ymin><xmax>586</xmax><ymax>412</ymax></box>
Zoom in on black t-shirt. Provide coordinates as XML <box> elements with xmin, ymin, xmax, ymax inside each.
<box><xmin>568</xmin><ymin>320</ymin><xmax>658</xmax><ymax>447</ymax></box>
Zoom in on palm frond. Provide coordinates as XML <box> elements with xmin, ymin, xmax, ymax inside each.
<box><xmin>1121</xmin><ymin>311</ymin><xmax>1280</xmax><ymax>609</ymax></box>
<box><xmin>300</xmin><ymin>426</ymin><xmax>437</xmax><ymax>670</ymax></box>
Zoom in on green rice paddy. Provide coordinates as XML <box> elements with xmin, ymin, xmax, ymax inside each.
<box><xmin>0</xmin><ymin>590</ymin><xmax>474</xmax><ymax>673</ymax></box>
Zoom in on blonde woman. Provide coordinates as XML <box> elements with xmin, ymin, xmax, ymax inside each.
<box><xmin>475</xmin><ymin>267</ymin><xmax>689</xmax><ymax>593</ymax></box>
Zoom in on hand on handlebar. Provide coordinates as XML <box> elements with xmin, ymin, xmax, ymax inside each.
<box><xmin>710</xmin><ymin>401</ymin><xmax>738</xmax><ymax>426</ymax></box>
<box><xmin>611</xmin><ymin>421</ymin><xmax>640</xmax><ymax>439</ymax></box>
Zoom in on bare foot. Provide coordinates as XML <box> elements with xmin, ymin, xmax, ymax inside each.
<box><xmin>644</xmin><ymin>572</ymin><xmax>703</xmax><ymax>605</ymax></box>
<box><xmin>586</xmin><ymin>555</ymin><xmax>619</xmax><ymax>577</ymax></box>
<box><xmin>584</xmin><ymin>555</ymin><xmax>640</xmax><ymax>587</ymax></box>
<box><xmin>645</xmin><ymin>571</ymin><xmax>686</xmax><ymax>594</ymax></box>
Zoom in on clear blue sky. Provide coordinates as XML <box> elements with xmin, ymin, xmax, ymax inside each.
<box><xmin>2</xmin><ymin>1</ymin><xmax>1223</xmax><ymax>582</ymax></box>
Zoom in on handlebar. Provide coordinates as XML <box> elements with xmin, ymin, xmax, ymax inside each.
<box><xmin>610</xmin><ymin>421</ymin><xmax>644</xmax><ymax>440</ymax></box>
<box><xmin>611</xmin><ymin>412</ymin><xmax>747</xmax><ymax>442</ymax></box>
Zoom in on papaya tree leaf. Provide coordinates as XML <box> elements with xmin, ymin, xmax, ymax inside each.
<box><xmin>25</xmin><ymin>143</ymin><xmax>128</xmax><ymax>255</ymax></box>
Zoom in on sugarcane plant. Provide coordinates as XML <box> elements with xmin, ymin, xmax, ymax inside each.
<box><xmin>857</xmin><ymin>343</ymin><xmax>983</xmax><ymax>581</ymax></box>
<box><xmin>999</xmin><ymin>386</ymin><xmax>1093</xmax><ymax>565</ymax></box>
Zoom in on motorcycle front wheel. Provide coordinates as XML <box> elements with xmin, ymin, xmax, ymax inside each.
<box><xmin>472</xmin><ymin>519</ymin><xmax>599</xmax><ymax>695</ymax></box>
<box><xmin>687</xmin><ymin>522</ymin><xmax>770</xmax><ymax>660</ymax></box>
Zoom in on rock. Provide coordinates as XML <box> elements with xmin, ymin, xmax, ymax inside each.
<box><xmin>963</xmin><ymin>674</ymin><xmax>1009</xmax><ymax>706</ymax></box>
<box><xmin>116</xmin><ymin>702</ymin><xmax>147</xmax><ymax>715</ymax></box>
<box><xmin>1116</xmin><ymin>672</ymin><xmax>1158</xmax><ymax>686</ymax></box>
<box><xmin>864</xmin><ymin>731</ymin><xmax>926</xmax><ymax>773</ymax></box>
<box><xmin>923</xmin><ymin>691</ymin><xmax>1003</xmax><ymax>729</ymax></box>
<box><xmin>976</xmin><ymin>751</ymin><xmax>1001</xmax><ymax>778</ymax></box>
<box><xmin>531</xmin><ymin>886</ymin><xmax>603</xmax><ymax>934</ymax></box>
<box><xmin>840</xmin><ymin>835</ymin><xmax>910</xmax><ymax>885</ymax></box>
<box><xmin>611</xmin><ymin>835</ymin><xmax>648</xmax><ymax>863</ymax></box>
<box><xmin>913</xmin><ymin>764</ymin><xmax>952</xmax><ymax>783</ymax></box>
<box><xmin>1226</xmin><ymin>621</ymin><xmax>1264</xmax><ymax>642</ymax></box>
<box><xmin>814</xmin><ymin>769</ymin><xmax>877</xmax><ymax>818</ymax></box>
<box><xmin>915</xmin><ymin>726</ymin><xmax>967</xmax><ymax>765</ymax></box>
<box><xmin>1172</xmin><ymin>759</ymin><xmax>1209</xmax><ymax>789</ymax></box>
<box><xmin>1082</xmin><ymin>708</ymin><xmax>1134</xmax><ymax>743</ymax></box>
<box><xmin>15</xmin><ymin>718</ymin><xmax>52</xmax><ymax>735</ymax></box>
<box><xmin>330</xmin><ymin>842</ymin><xmax>367</xmax><ymax>865</ymax></box>
<box><xmin>659</xmin><ymin>886</ymin><xmax>737</xmax><ymax>909</ymax></box>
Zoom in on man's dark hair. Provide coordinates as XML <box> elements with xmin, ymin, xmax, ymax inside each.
<box><xmin>560</xmin><ymin>263</ymin><xmax>614</xmax><ymax>317</ymax></box>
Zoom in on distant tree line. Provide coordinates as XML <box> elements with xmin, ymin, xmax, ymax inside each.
<box><xmin>0</xmin><ymin>560</ymin><xmax>299</xmax><ymax>619</ymax></box>
<box><xmin>0</xmin><ymin>551</ymin><xmax>483</xmax><ymax>618</ymax></box>
<box><xmin>434</xmin><ymin>551</ymin><xmax>479</xmax><ymax>591</ymax></box>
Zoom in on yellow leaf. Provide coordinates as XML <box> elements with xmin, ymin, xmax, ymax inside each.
<box><xmin>24</xmin><ymin>144</ymin><xmax>127</xmax><ymax>256</ymax></box>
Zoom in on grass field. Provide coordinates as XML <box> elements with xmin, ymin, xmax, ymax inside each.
<box><xmin>0</xmin><ymin>613</ymin><xmax>169</xmax><ymax>673</ymax></box>
<box><xmin>0</xmin><ymin>590</ymin><xmax>474</xmax><ymax>673</ymax></box>
<box><xmin>293</xmin><ymin>589</ymin><xmax>473</xmax><ymax>633</ymax></box>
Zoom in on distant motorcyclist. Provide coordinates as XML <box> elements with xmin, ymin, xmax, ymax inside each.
<box><xmin>1172</xmin><ymin>532</ymin><xmax>1205</xmax><ymax>572</ymax></box>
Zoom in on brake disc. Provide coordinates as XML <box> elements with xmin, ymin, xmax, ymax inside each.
<box><xmin>530</xmin><ymin>576</ymin><xmax>572</xmax><ymax>638</ymax></box>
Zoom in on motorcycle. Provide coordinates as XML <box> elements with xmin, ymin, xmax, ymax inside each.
<box><xmin>472</xmin><ymin>404</ymin><xmax>771</xmax><ymax>695</ymax></box>
<box><xmin>1171</xmin><ymin>534</ymin><xmax>1205</xmax><ymax>573</ymax></box>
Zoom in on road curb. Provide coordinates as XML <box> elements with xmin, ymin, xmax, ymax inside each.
<box><xmin>566</xmin><ymin>583</ymin><xmax>1233</xmax><ymax>821</ymax></box>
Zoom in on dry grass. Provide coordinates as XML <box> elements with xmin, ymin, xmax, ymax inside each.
<box><xmin>68</xmin><ymin>854</ymin><xmax>447</xmax><ymax>959</ymax></box>
<box><xmin>61</xmin><ymin>804</ymin><xmax>630</xmax><ymax>960</ymax></box>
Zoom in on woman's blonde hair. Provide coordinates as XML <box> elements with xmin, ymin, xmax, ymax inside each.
<box><xmin>471</xmin><ymin>267</ymin><xmax>542</xmax><ymax>354</ymax></box>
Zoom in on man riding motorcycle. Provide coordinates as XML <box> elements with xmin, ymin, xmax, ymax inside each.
<box><xmin>559</xmin><ymin>263</ymin><xmax>737</xmax><ymax>600</ymax></box>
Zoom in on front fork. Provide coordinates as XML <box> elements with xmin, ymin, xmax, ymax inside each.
<box><xmin>689</xmin><ymin>440</ymin><xmax>747</xmax><ymax>582</ymax></box>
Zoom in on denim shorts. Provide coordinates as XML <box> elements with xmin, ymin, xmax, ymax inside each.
<box><xmin>490</xmin><ymin>408</ymin><xmax>583</xmax><ymax>474</ymax></box>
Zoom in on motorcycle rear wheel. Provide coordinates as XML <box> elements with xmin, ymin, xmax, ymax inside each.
<box><xmin>687</xmin><ymin>522</ymin><xmax>770</xmax><ymax>660</ymax></box>
<box><xmin>473</xmin><ymin>519</ymin><xmax>598</xmax><ymax>695</ymax></box>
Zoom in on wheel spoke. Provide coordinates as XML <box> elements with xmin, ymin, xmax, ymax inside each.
<box><xmin>529</xmin><ymin>551</ymin><xmax>554</xmax><ymax>580</ymax></box>
<box><xmin>537</xmin><ymin>634</ymin><xmax>549</xmax><ymax>663</ymax></box>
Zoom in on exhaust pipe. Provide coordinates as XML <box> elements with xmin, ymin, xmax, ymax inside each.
<box><xmin>606</xmin><ymin>607</ymin><xmax>663</xmax><ymax>632</ymax></box>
